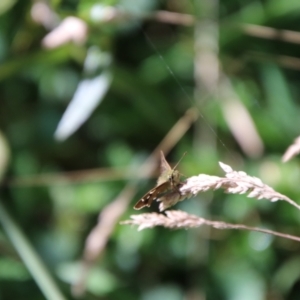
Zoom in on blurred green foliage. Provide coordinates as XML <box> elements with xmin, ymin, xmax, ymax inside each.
<box><xmin>0</xmin><ymin>0</ymin><xmax>300</xmax><ymax>299</ymax></box>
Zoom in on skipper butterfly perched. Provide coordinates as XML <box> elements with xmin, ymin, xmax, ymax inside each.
<box><xmin>134</xmin><ymin>151</ymin><xmax>185</xmax><ymax>210</ymax></box>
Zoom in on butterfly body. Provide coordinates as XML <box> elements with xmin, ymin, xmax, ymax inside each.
<box><xmin>134</xmin><ymin>151</ymin><xmax>183</xmax><ymax>210</ymax></box>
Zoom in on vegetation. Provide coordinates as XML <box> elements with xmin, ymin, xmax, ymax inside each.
<box><xmin>1</xmin><ymin>0</ymin><xmax>300</xmax><ymax>299</ymax></box>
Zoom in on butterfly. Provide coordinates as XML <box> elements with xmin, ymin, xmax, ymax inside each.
<box><xmin>134</xmin><ymin>151</ymin><xmax>185</xmax><ymax>210</ymax></box>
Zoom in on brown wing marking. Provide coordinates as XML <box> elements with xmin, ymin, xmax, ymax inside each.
<box><xmin>134</xmin><ymin>182</ymin><xmax>169</xmax><ymax>210</ymax></box>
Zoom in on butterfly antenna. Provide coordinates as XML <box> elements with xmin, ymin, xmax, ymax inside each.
<box><xmin>173</xmin><ymin>151</ymin><xmax>187</xmax><ymax>170</ymax></box>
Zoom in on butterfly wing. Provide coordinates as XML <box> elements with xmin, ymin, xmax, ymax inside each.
<box><xmin>157</xmin><ymin>151</ymin><xmax>172</xmax><ymax>186</ymax></box>
<box><xmin>134</xmin><ymin>181</ymin><xmax>169</xmax><ymax>210</ymax></box>
<box><xmin>159</xmin><ymin>151</ymin><xmax>171</xmax><ymax>173</ymax></box>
